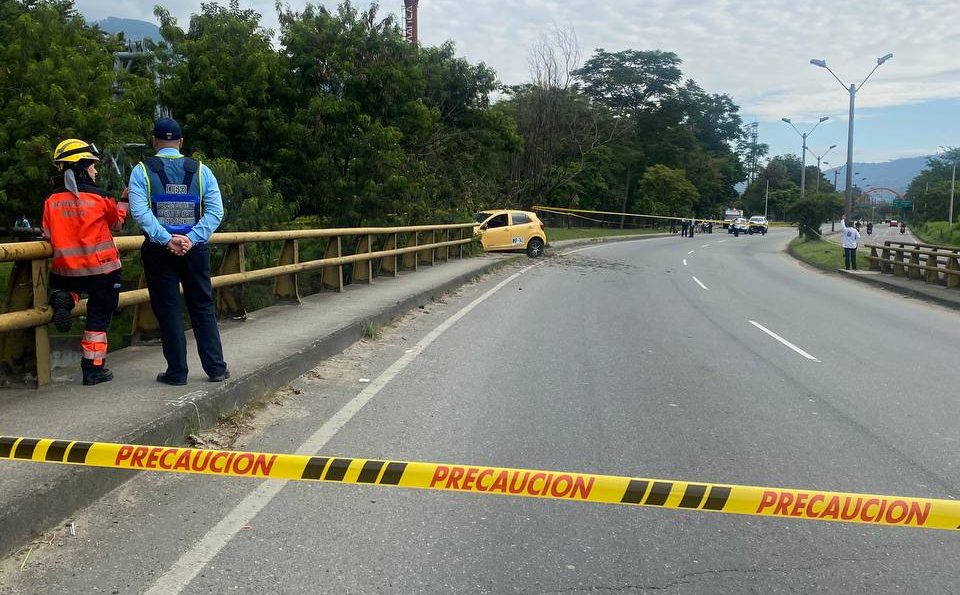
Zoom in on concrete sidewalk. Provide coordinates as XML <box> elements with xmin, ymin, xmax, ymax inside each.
<box><xmin>0</xmin><ymin>252</ymin><xmax>517</xmax><ymax>559</ymax></box>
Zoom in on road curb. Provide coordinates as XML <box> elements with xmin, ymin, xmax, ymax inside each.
<box><xmin>0</xmin><ymin>254</ymin><xmax>521</xmax><ymax>560</ymax></box>
<box><xmin>835</xmin><ymin>269</ymin><xmax>960</xmax><ymax>312</ymax></box>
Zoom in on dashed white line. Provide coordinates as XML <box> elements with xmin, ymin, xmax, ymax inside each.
<box><xmin>683</xmin><ymin>259</ymin><xmax>687</xmax><ymax>266</ymax></box>
<box><xmin>701</xmin><ymin>244</ymin><xmax>711</xmax><ymax>248</ymax></box>
<box><xmin>718</xmin><ymin>239</ymin><xmax>727</xmax><ymax>243</ymax></box>
<box><xmin>687</xmin><ymin>250</ymin><xmax>695</xmax><ymax>255</ymax></box>
<box><xmin>692</xmin><ymin>276</ymin><xmax>709</xmax><ymax>290</ymax></box>
<box><xmin>749</xmin><ymin>320</ymin><xmax>820</xmax><ymax>362</ymax></box>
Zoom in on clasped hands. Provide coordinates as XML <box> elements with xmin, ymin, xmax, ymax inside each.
<box><xmin>165</xmin><ymin>234</ymin><xmax>193</xmax><ymax>256</ymax></box>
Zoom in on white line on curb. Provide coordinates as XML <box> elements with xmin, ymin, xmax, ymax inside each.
<box><xmin>692</xmin><ymin>276</ymin><xmax>709</xmax><ymax>290</ymax></box>
<box><xmin>749</xmin><ymin>320</ymin><xmax>820</xmax><ymax>362</ymax></box>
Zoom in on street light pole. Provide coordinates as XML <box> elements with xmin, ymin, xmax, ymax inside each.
<box><xmin>782</xmin><ymin>116</ymin><xmax>829</xmax><ymax>200</ymax></box>
<box><xmin>811</xmin><ymin>53</ymin><xmax>893</xmax><ymax>219</ymax></box>
<box><xmin>814</xmin><ymin>145</ymin><xmax>837</xmax><ymax>194</ymax></box>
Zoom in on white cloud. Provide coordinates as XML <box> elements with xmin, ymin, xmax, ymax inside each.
<box><xmin>77</xmin><ymin>0</ymin><xmax>960</xmax><ymax>118</ymax></box>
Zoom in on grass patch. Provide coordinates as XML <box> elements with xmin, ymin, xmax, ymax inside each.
<box><xmin>545</xmin><ymin>227</ymin><xmax>663</xmax><ymax>242</ymax></box>
<box><xmin>788</xmin><ymin>237</ymin><xmax>867</xmax><ymax>270</ymax></box>
<box><xmin>913</xmin><ymin>221</ymin><xmax>960</xmax><ymax>248</ymax></box>
<box><xmin>361</xmin><ymin>320</ymin><xmax>382</xmax><ymax>340</ymax></box>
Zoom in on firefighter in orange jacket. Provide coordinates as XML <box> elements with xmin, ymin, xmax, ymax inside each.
<box><xmin>43</xmin><ymin>139</ymin><xmax>128</xmax><ymax>385</ymax></box>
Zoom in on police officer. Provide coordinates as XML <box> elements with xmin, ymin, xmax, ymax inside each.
<box><xmin>127</xmin><ymin>118</ymin><xmax>229</xmax><ymax>385</ymax></box>
<box><xmin>43</xmin><ymin>139</ymin><xmax>128</xmax><ymax>385</ymax></box>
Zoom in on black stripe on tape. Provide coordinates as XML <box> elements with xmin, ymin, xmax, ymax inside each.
<box><xmin>14</xmin><ymin>438</ymin><xmax>40</xmax><ymax>460</ymax></box>
<box><xmin>620</xmin><ymin>480</ymin><xmax>649</xmax><ymax>504</ymax></box>
<box><xmin>45</xmin><ymin>440</ymin><xmax>72</xmax><ymax>462</ymax></box>
<box><xmin>0</xmin><ymin>437</ymin><xmax>16</xmax><ymax>458</ymax></box>
<box><xmin>678</xmin><ymin>484</ymin><xmax>708</xmax><ymax>509</ymax></box>
<box><xmin>357</xmin><ymin>460</ymin><xmax>385</xmax><ymax>484</ymax></box>
<box><xmin>701</xmin><ymin>486</ymin><xmax>732</xmax><ymax>511</ymax></box>
<box><xmin>324</xmin><ymin>458</ymin><xmax>352</xmax><ymax>481</ymax></box>
<box><xmin>379</xmin><ymin>462</ymin><xmax>407</xmax><ymax>485</ymax></box>
<box><xmin>644</xmin><ymin>482</ymin><xmax>673</xmax><ymax>506</ymax></box>
<box><xmin>301</xmin><ymin>457</ymin><xmax>329</xmax><ymax>480</ymax></box>
<box><xmin>66</xmin><ymin>442</ymin><xmax>93</xmax><ymax>464</ymax></box>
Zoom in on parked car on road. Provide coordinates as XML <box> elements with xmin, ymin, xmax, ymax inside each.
<box><xmin>474</xmin><ymin>209</ymin><xmax>548</xmax><ymax>258</ymax></box>
<box><xmin>748</xmin><ymin>216</ymin><xmax>768</xmax><ymax>235</ymax></box>
<box><xmin>889</xmin><ymin>219</ymin><xmax>899</xmax><ymax>227</ymax></box>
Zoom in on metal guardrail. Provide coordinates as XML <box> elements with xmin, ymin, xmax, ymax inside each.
<box><xmin>865</xmin><ymin>240</ymin><xmax>960</xmax><ymax>287</ymax></box>
<box><xmin>0</xmin><ymin>223</ymin><xmax>478</xmax><ymax>387</ymax></box>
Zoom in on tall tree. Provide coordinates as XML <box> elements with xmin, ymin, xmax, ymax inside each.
<box><xmin>0</xmin><ymin>0</ymin><xmax>152</xmax><ymax>222</ymax></box>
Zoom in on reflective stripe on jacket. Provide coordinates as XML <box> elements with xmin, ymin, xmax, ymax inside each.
<box><xmin>42</xmin><ymin>183</ymin><xmax>125</xmax><ymax>277</ymax></box>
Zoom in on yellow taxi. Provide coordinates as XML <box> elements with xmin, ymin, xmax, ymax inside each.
<box><xmin>473</xmin><ymin>209</ymin><xmax>548</xmax><ymax>258</ymax></box>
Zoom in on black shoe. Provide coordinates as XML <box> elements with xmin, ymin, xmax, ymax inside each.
<box><xmin>208</xmin><ymin>369</ymin><xmax>230</xmax><ymax>383</ymax></box>
<box><xmin>157</xmin><ymin>372</ymin><xmax>187</xmax><ymax>386</ymax></box>
<box><xmin>81</xmin><ymin>360</ymin><xmax>113</xmax><ymax>386</ymax></box>
<box><xmin>51</xmin><ymin>291</ymin><xmax>75</xmax><ymax>332</ymax></box>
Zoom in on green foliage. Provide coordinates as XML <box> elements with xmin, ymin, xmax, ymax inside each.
<box><xmin>637</xmin><ymin>165</ymin><xmax>699</xmax><ymax>216</ymax></box>
<box><xmin>0</xmin><ymin>0</ymin><xmax>153</xmax><ymax>222</ymax></box>
<box><xmin>914</xmin><ymin>221</ymin><xmax>960</xmax><ymax>248</ymax></box>
<box><xmin>904</xmin><ymin>148</ymin><xmax>958</xmax><ymax>223</ymax></box>
<box><xmin>1</xmin><ymin>0</ymin><xmax>756</xmax><ymax>231</ymax></box>
<box><xmin>153</xmin><ymin>1</ymin><xmax>289</xmax><ymax>169</ymax></box>
<box><xmin>789</xmin><ymin>193</ymin><xmax>840</xmax><ymax>239</ymax></box>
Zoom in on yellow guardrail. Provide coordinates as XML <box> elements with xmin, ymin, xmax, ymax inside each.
<box><xmin>0</xmin><ymin>223</ymin><xmax>477</xmax><ymax>386</ymax></box>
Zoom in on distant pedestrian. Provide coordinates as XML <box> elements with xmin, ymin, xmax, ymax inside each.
<box><xmin>680</xmin><ymin>218</ymin><xmax>689</xmax><ymax>237</ymax></box>
<box><xmin>688</xmin><ymin>218</ymin><xmax>695</xmax><ymax>238</ymax></box>
<box><xmin>840</xmin><ymin>215</ymin><xmax>860</xmax><ymax>270</ymax></box>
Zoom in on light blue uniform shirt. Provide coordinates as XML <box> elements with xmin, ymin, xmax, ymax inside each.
<box><xmin>127</xmin><ymin>147</ymin><xmax>224</xmax><ymax>246</ymax></box>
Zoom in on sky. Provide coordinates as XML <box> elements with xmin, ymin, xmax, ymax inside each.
<box><xmin>76</xmin><ymin>0</ymin><xmax>960</xmax><ymax>164</ymax></box>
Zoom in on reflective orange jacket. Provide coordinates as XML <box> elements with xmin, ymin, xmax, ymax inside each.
<box><xmin>42</xmin><ymin>183</ymin><xmax>127</xmax><ymax>277</ymax></box>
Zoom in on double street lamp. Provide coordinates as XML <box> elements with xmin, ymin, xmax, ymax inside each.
<box><xmin>813</xmin><ymin>144</ymin><xmax>837</xmax><ymax>193</ymax></box>
<box><xmin>781</xmin><ymin>116</ymin><xmax>829</xmax><ymax>200</ymax></box>
<box><xmin>810</xmin><ymin>53</ymin><xmax>894</xmax><ymax>218</ymax></box>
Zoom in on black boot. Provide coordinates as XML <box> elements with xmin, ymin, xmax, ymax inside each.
<box><xmin>81</xmin><ymin>359</ymin><xmax>113</xmax><ymax>386</ymax></box>
<box><xmin>51</xmin><ymin>291</ymin><xmax>76</xmax><ymax>332</ymax></box>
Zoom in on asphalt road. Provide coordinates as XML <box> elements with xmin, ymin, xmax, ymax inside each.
<box><xmin>5</xmin><ymin>228</ymin><xmax>960</xmax><ymax>593</ymax></box>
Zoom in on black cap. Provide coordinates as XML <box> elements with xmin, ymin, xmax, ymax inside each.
<box><xmin>153</xmin><ymin>117</ymin><xmax>182</xmax><ymax>141</ymax></box>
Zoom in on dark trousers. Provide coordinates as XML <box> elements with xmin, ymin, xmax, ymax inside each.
<box><xmin>844</xmin><ymin>247</ymin><xmax>857</xmax><ymax>270</ymax></box>
<box><xmin>142</xmin><ymin>242</ymin><xmax>226</xmax><ymax>381</ymax></box>
<box><xmin>50</xmin><ymin>270</ymin><xmax>120</xmax><ymax>332</ymax></box>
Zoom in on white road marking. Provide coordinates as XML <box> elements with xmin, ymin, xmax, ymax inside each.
<box><xmin>145</xmin><ymin>265</ymin><xmax>536</xmax><ymax>595</ymax></box>
<box><xmin>692</xmin><ymin>276</ymin><xmax>709</xmax><ymax>290</ymax></box>
<box><xmin>749</xmin><ymin>320</ymin><xmax>820</xmax><ymax>362</ymax></box>
<box><xmin>701</xmin><ymin>244</ymin><xmax>711</xmax><ymax>248</ymax></box>
<box><xmin>687</xmin><ymin>250</ymin><xmax>695</xmax><ymax>255</ymax></box>
<box><xmin>718</xmin><ymin>240</ymin><xmax>727</xmax><ymax>243</ymax></box>
<box><xmin>683</xmin><ymin>259</ymin><xmax>687</xmax><ymax>266</ymax></box>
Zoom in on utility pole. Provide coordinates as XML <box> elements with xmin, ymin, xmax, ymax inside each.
<box><xmin>764</xmin><ymin>179</ymin><xmax>769</xmax><ymax>218</ymax></box>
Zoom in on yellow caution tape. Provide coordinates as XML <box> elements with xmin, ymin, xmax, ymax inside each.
<box><xmin>532</xmin><ymin>205</ymin><xmax>729</xmax><ymax>225</ymax></box>
<box><xmin>2</xmin><ymin>435</ymin><xmax>956</xmax><ymax>530</ymax></box>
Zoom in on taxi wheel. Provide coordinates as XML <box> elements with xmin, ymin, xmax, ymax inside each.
<box><xmin>526</xmin><ymin>238</ymin><xmax>545</xmax><ymax>258</ymax></box>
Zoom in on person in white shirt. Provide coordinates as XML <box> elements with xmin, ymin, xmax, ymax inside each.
<box><xmin>840</xmin><ymin>215</ymin><xmax>860</xmax><ymax>270</ymax></box>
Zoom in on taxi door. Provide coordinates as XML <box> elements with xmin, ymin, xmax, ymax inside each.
<box><xmin>507</xmin><ymin>212</ymin><xmax>536</xmax><ymax>248</ymax></box>
<box><xmin>480</xmin><ymin>213</ymin><xmax>511</xmax><ymax>250</ymax></box>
